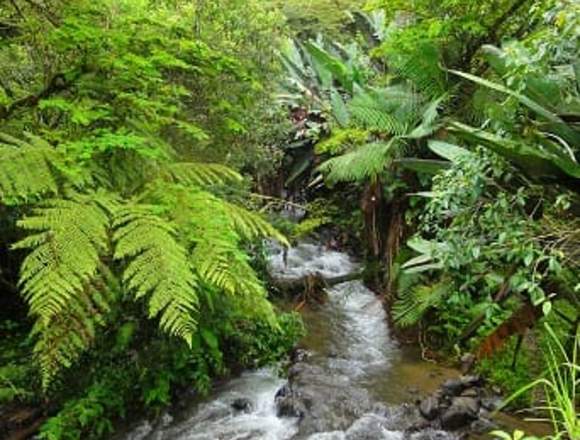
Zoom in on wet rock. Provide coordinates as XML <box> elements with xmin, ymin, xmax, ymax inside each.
<box><xmin>470</xmin><ymin>417</ymin><xmax>498</xmax><ymax>434</ymax></box>
<box><xmin>440</xmin><ymin>397</ymin><xmax>480</xmax><ymax>430</ymax></box>
<box><xmin>481</xmin><ymin>396</ymin><xmax>502</xmax><ymax>411</ymax></box>
<box><xmin>441</xmin><ymin>375</ymin><xmax>484</xmax><ymax>398</ymax></box>
<box><xmin>276</xmin><ymin>395</ymin><xmax>307</xmax><ymax>418</ymax></box>
<box><xmin>441</xmin><ymin>378</ymin><xmax>464</xmax><ymax>397</ymax></box>
<box><xmin>460</xmin><ymin>353</ymin><xmax>476</xmax><ymax>374</ymax></box>
<box><xmin>460</xmin><ymin>375</ymin><xmax>484</xmax><ymax>388</ymax></box>
<box><xmin>291</xmin><ymin>348</ymin><xmax>311</xmax><ymax>363</ymax></box>
<box><xmin>460</xmin><ymin>388</ymin><xmax>479</xmax><ymax>398</ymax></box>
<box><xmin>231</xmin><ymin>397</ymin><xmax>253</xmax><ymax>412</ymax></box>
<box><xmin>418</xmin><ymin>396</ymin><xmax>440</xmax><ymax>421</ymax></box>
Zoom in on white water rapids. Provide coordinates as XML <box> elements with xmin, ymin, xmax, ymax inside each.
<box><xmin>123</xmin><ymin>242</ymin><xmax>455</xmax><ymax>440</ymax></box>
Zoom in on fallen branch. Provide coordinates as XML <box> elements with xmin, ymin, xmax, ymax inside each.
<box><xmin>271</xmin><ymin>271</ymin><xmax>364</xmax><ymax>295</ymax></box>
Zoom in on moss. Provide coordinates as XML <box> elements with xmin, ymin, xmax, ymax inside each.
<box><xmin>476</xmin><ymin>336</ymin><xmax>536</xmax><ymax>408</ymax></box>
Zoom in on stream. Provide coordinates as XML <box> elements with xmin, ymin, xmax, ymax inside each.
<box><xmin>122</xmin><ymin>242</ymin><xmax>457</xmax><ymax>440</ymax></box>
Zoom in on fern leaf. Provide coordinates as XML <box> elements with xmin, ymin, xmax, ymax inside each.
<box><xmin>390</xmin><ymin>42</ymin><xmax>447</xmax><ymax>98</ymax></box>
<box><xmin>32</xmin><ymin>269</ymin><xmax>118</xmax><ymax>389</ymax></box>
<box><xmin>0</xmin><ymin>134</ymin><xmax>60</xmax><ymax>204</ymax></box>
<box><xmin>14</xmin><ymin>198</ymin><xmax>110</xmax><ymax>320</ymax></box>
<box><xmin>113</xmin><ymin>204</ymin><xmax>199</xmax><ymax>345</ymax></box>
<box><xmin>222</xmin><ymin>201</ymin><xmax>289</xmax><ymax>246</ymax></box>
<box><xmin>163</xmin><ymin>162</ymin><xmax>242</xmax><ymax>186</ymax></box>
<box><xmin>393</xmin><ymin>279</ymin><xmax>450</xmax><ymax>327</ymax></box>
<box><xmin>348</xmin><ymin>87</ymin><xmax>421</xmax><ymax>136</ymax></box>
<box><xmin>319</xmin><ymin>140</ymin><xmax>397</xmax><ymax>183</ymax></box>
<box><xmin>184</xmin><ymin>192</ymin><xmax>276</xmax><ymax>306</ymax></box>
<box><xmin>13</xmin><ymin>196</ymin><xmax>113</xmax><ymax>387</ymax></box>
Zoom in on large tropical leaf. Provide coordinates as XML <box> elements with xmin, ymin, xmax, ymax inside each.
<box><xmin>450</xmin><ymin>122</ymin><xmax>580</xmax><ymax>184</ymax></box>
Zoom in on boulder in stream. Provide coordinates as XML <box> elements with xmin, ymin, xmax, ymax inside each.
<box><xmin>419</xmin><ymin>396</ymin><xmax>440</xmax><ymax>421</ymax></box>
<box><xmin>231</xmin><ymin>397</ymin><xmax>253</xmax><ymax>413</ymax></box>
<box><xmin>440</xmin><ymin>396</ymin><xmax>480</xmax><ymax>430</ymax></box>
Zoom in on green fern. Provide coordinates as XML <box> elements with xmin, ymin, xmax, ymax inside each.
<box><xmin>113</xmin><ymin>204</ymin><xmax>199</xmax><ymax>346</ymax></box>
<box><xmin>319</xmin><ymin>139</ymin><xmax>398</xmax><ymax>182</ymax></box>
<box><xmin>389</xmin><ymin>42</ymin><xmax>447</xmax><ymax>98</ymax></box>
<box><xmin>349</xmin><ymin>88</ymin><xmax>417</xmax><ymax>136</ymax></box>
<box><xmin>0</xmin><ymin>134</ymin><xmax>62</xmax><ymax>204</ymax></box>
<box><xmin>222</xmin><ymin>200</ymin><xmax>289</xmax><ymax>246</ymax></box>
<box><xmin>31</xmin><ymin>268</ymin><xmax>118</xmax><ymax>388</ymax></box>
<box><xmin>393</xmin><ymin>278</ymin><xmax>451</xmax><ymax>327</ymax></box>
<box><xmin>14</xmin><ymin>197</ymin><xmax>111</xmax><ymax>320</ymax></box>
<box><xmin>0</xmin><ymin>133</ymin><xmax>93</xmax><ymax>204</ymax></box>
<box><xmin>163</xmin><ymin>162</ymin><xmax>243</xmax><ymax>186</ymax></box>
<box><xmin>13</xmin><ymin>196</ymin><xmax>114</xmax><ymax>387</ymax></box>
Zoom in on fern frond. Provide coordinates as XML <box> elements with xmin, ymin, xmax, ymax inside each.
<box><xmin>184</xmin><ymin>192</ymin><xmax>274</xmax><ymax>307</ymax></box>
<box><xmin>13</xmin><ymin>196</ymin><xmax>113</xmax><ymax>387</ymax></box>
<box><xmin>319</xmin><ymin>140</ymin><xmax>397</xmax><ymax>183</ymax></box>
<box><xmin>348</xmin><ymin>87</ymin><xmax>421</xmax><ymax>136</ymax></box>
<box><xmin>14</xmin><ymin>198</ymin><xmax>110</xmax><ymax>319</ymax></box>
<box><xmin>32</xmin><ymin>268</ymin><xmax>117</xmax><ymax>389</ymax></box>
<box><xmin>0</xmin><ymin>134</ymin><xmax>61</xmax><ymax>204</ymax></box>
<box><xmin>393</xmin><ymin>279</ymin><xmax>450</xmax><ymax>327</ymax></box>
<box><xmin>163</xmin><ymin>162</ymin><xmax>242</xmax><ymax>186</ymax></box>
<box><xmin>113</xmin><ymin>204</ymin><xmax>199</xmax><ymax>345</ymax></box>
<box><xmin>193</xmin><ymin>232</ymin><xmax>266</xmax><ymax>299</ymax></box>
<box><xmin>222</xmin><ymin>201</ymin><xmax>288</xmax><ymax>246</ymax></box>
<box><xmin>389</xmin><ymin>42</ymin><xmax>447</xmax><ymax>98</ymax></box>
<box><xmin>349</xmin><ymin>94</ymin><xmax>407</xmax><ymax>136</ymax></box>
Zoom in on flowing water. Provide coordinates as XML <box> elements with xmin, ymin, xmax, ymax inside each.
<box><xmin>123</xmin><ymin>242</ymin><xmax>456</xmax><ymax>440</ymax></box>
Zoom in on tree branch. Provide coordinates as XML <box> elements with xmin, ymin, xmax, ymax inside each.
<box><xmin>0</xmin><ymin>71</ymin><xmax>82</xmax><ymax>121</ymax></box>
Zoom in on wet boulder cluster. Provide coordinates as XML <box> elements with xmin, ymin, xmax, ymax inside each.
<box><xmin>415</xmin><ymin>375</ymin><xmax>500</xmax><ymax>433</ymax></box>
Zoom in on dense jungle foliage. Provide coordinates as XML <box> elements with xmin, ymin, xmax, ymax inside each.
<box><xmin>0</xmin><ymin>0</ymin><xmax>578</xmax><ymax>439</ymax></box>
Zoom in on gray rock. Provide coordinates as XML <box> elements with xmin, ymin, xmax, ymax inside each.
<box><xmin>276</xmin><ymin>395</ymin><xmax>307</xmax><ymax>418</ymax></box>
<box><xmin>460</xmin><ymin>375</ymin><xmax>484</xmax><ymax>388</ymax></box>
<box><xmin>231</xmin><ymin>397</ymin><xmax>253</xmax><ymax>412</ymax></box>
<box><xmin>440</xmin><ymin>397</ymin><xmax>480</xmax><ymax>430</ymax></box>
<box><xmin>419</xmin><ymin>396</ymin><xmax>440</xmax><ymax>421</ymax></box>
<box><xmin>470</xmin><ymin>417</ymin><xmax>498</xmax><ymax>434</ymax></box>
<box><xmin>460</xmin><ymin>353</ymin><xmax>476</xmax><ymax>374</ymax></box>
<box><xmin>441</xmin><ymin>378</ymin><xmax>464</xmax><ymax>397</ymax></box>
<box><xmin>460</xmin><ymin>388</ymin><xmax>479</xmax><ymax>398</ymax></box>
<box><xmin>481</xmin><ymin>396</ymin><xmax>502</xmax><ymax>411</ymax></box>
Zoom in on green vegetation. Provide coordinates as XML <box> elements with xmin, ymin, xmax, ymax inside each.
<box><xmin>0</xmin><ymin>0</ymin><xmax>300</xmax><ymax>438</ymax></box>
<box><xmin>277</xmin><ymin>0</ymin><xmax>578</xmax><ymax>435</ymax></box>
<box><xmin>0</xmin><ymin>0</ymin><xmax>578</xmax><ymax>438</ymax></box>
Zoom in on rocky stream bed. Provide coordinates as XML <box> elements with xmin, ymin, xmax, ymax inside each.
<box><xmin>120</xmin><ymin>242</ymin><xmax>540</xmax><ymax>440</ymax></box>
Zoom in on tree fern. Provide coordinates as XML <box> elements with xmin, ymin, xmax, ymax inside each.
<box><xmin>319</xmin><ymin>139</ymin><xmax>398</xmax><ymax>182</ymax></box>
<box><xmin>31</xmin><ymin>268</ymin><xmax>118</xmax><ymax>389</ymax></box>
<box><xmin>393</xmin><ymin>278</ymin><xmax>451</xmax><ymax>327</ymax></box>
<box><xmin>389</xmin><ymin>42</ymin><xmax>447</xmax><ymax>98</ymax></box>
<box><xmin>349</xmin><ymin>88</ymin><xmax>416</xmax><ymax>136</ymax></box>
<box><xmin>113</xmin><ymin>204</ymin><xmax>199</xmax><ymax>346</ymax></box>
<box><xmin>186</xmin><ymin>192</ymin><xmax>278</xmax><ymax>323</ymax></box>
<box><xmin>163</xmin><ymin>162</ymin><xmax>243</xmax><ymax>187</ymax></box>
<box><xmin>13</xmin><ymin>196</ymin><xmax>113</xmax><ymax>387</ymax></box>
<box><xmin>14</xmin><ymin>198</ymin><xmax>111</xmax><ymax>320</ymax></box>
<box><xmin>0</xmin><ymin>134</ymin><xmax>63</xmax><ymax>204</ymax></box>
<box><xmin>222</xmin><ymin>200</ymin><xmax>288</xmax><ymax>245</ymax></box>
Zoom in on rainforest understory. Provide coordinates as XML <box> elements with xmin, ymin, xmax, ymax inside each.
<box><xmin>0</xmin><ymin>0</ymin><xmax>578</xmax><ymax>439</ymax></box>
